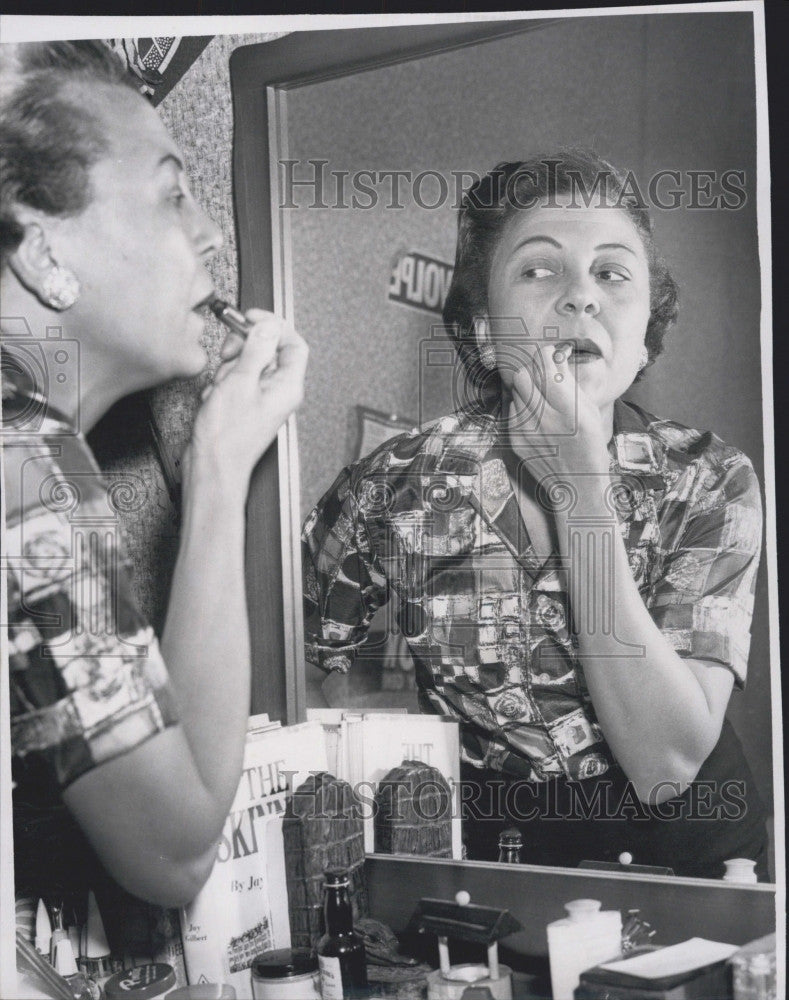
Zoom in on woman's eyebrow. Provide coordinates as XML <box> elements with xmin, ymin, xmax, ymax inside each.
<box><xmin>511</xmin><ymin>235</ymin><xmax>563</xmax><ymax>252</ymax></box>
<box><xmin>594</xmin><ymin>242</ymin><xmax>638</xmax><ymax>256</ymax></box>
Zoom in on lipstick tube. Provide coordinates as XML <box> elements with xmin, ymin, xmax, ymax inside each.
<box><xmin>207</xmin><ymin>297</ymin><xmax>254</xmax><ymax>338</ymax></box>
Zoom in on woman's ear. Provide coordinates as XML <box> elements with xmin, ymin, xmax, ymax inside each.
<box><xmin>474</xmin><ymin>314</ymin><xmax>497</xmax><ymax>371</ymax></box>
<box><xmin>6</xmin><ymin>213</ymin><xmax>80</xmax><ymax>310</ymax></box>
<box><xmin>6</xmin><ymin>216</ymin><xmax>54</xmax><ymax>292</ymax></box>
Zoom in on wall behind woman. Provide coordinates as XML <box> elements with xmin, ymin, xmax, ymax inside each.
<box><xmin>91</xmin><ymin>32</ymin><xmax>282</xmax><ymax>631</ymax></box>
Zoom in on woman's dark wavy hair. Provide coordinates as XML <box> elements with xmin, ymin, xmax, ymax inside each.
<box><xmin>0</xmin><ymin>41</ymin><xmax>138</xmax><ymax>269</ymax></box>
<box><xmin>442</xmin><ymin>149</ymin><xmax>679</xmax><ymax>408</ymax></box>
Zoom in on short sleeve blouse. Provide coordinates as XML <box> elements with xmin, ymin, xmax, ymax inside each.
<box><xmin>302</xmin><ymin>399</ymin><xmax>762</xmax><ymax>781</ymax></box>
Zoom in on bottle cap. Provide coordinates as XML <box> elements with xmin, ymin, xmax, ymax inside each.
<box><xmin>252</xmin><ymin>948</ymin><xmax>319</xmax><ymax>979</ymax></box>
<box><xmin>35</xmin><ymin>899</ymin><xmax>52</xmax><ymax>954</ymax></box>
<box><xmin>104</xmin><ymin>964</ymin><xmax>176</xmax><ymax>999</ymax></box>
<box><xmin>85</xmin><ymin>891</ymin><xmax>111</xmax><ymax>958</ymax></box>
<box><xmin>324</xmin><ymin>868</ymin><xmax>350</xmax><ymax>888</ymax></box>
<box><xmin>498</xmin><ymin>828</ymin><xmax>523</xmax><ymax>847</ymax></box>
<box><xmin>564</xmin><ymin>899</ymin><xmax>602</xmax><ymax>922</ymax></box>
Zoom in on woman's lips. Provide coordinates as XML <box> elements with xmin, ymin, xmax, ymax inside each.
<box><xmin>565</xmin><ymin>338</ymin><xmax>603</xmax><ymax>364</ymax></box>
<box><xmin>193</xmin><ymin>293</ymin><xmax>216</xmax><ymax>313</ymax></box>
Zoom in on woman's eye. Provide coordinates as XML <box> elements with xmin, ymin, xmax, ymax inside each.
<box><xmin>169</xmin><ymin>188</ymin><xmax>187</xmax><ymax>207</ymax></box>
<box><xmin>522</xmin><ymin>265</ymin><xmax>556</xmax><ymax>279</ymax></box>
<box><xmin>597</xmin><ymin>268</ymin><xmax>628</xmax><ymax>282</ymax></box>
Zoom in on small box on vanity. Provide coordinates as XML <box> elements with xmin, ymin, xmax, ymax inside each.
<box><xmin>575</xmin><ymin>938</ymin><xmax>738</xmax><ymax>999</ymax></box>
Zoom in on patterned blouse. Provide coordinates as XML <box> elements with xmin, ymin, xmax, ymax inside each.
<box><xmin>303</xmin><ymin>399</ymin><xmax>762</xmax><ymax>783</ymax></box>
<box><xmin>3</xmin><ymin>366</ymin><xmax>179</xmax><ymax>792</ymax></box>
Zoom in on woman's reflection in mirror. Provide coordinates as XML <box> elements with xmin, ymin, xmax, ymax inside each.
<box><xmin>302</xmin><ymin>151</ymin><xmax>767</xmax><ymax>879</ymax></box>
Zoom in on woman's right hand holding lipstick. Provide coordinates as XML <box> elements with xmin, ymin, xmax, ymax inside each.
<box><xmin>188</xmin><ymin>308</ymin><xmax>308</xmax><ymax>493</ymax></box>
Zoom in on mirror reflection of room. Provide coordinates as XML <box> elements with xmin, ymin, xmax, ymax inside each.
<box><xmin>292</xmin><ymin>15</ymin><xmax>773</xmax><ymax>879</ymax></box>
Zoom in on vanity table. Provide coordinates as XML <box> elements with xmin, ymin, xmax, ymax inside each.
<box><xmin>362</xmin><ymin>855</ymin><xmax>776</xmax><ymax>998</ymax></box>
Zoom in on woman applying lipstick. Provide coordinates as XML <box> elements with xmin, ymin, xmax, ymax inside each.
<box><xmin>303</xmin><ymin>151</ymin><xmax>767</xmax><ymax>878</ymax></box>
<box><xmin>1</xmin><ymin>41</ymin><xmax>308</xmax><ymax>912</ymax></box>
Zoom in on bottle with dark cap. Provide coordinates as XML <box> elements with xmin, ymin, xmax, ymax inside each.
<box><xmin>497</xmin><ymin>827</ymin><xmax>523</xmax><ymax>864</ymax></box>
<box><xmin>317</xmin><ymin>869</ymin><xmax>369</xmax><ymax>999</ymax></box>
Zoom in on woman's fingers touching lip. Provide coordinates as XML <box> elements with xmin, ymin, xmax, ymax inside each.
<box><xmin>510</xmin><ymin>340</ymin><xmax>569</xmax><ymax>384</ymax></box>
<box><xmin>220</xmin><ymin>331</ymin><xmax>246</xmax><ymax>360</ymax></box>
<box><xmin>508</xmin><ymin>340</ymin><xmax>578</xmax><ymax>422</ymax></box>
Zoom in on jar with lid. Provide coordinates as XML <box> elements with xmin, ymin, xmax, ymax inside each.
<box><xmin>497</xmin><ymin>828</ymin><xmax>523</xmax><ymax>864</ymax></box>
<box><xmin>103</xmin><ymin>964</ymin><xmax>177</xmax><ymax>1000</ymax></box>
<box><xmin>317</xmin><ymin>869</ymin><xmax>369</xmax><ymax>999</ymax></box>
<box><xmin>251</xmin><ymin>949</ymin><xmax>321</xmax><ymax>1000</ymax></box>
<box><xmin>723</xmin><ymin>858</ymin><xmax>758</xmax><ymax>884</ymax></box>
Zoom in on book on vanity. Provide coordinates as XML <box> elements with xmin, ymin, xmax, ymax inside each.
<box><xmin>306</xmin><ymin>709</ymin><xmax>462</xmax><ymax>859</ymax></box>
<box><xmin>180</xmin><ymin>717</ymin><xmax>327</xmax><ymax>993</ymax></box>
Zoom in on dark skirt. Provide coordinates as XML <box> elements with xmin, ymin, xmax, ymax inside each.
<box><xmin>461</xmin><ymin>719</ymin><xmax>769</xmax><ymax>880</ymax></box>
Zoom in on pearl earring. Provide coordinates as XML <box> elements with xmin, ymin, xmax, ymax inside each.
<box><xmin>42</xmin><ymin>265</ymin><xmax>81</xmax><ymax>310</ymax></box>
<box><xmin>478</xmin><ymin>343</ymin><xmax>497</xmax><ymax>370</ymax></box>
<box><xmin>638</xmin><ymin>345</ymin><xmax>649</xmax><ymax>371</ymax></box>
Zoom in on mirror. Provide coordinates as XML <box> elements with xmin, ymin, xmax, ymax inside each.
<box><xmin>231</xmin><ymin>12</ymin><xmax>778</xmax><ymax>884</ymax></box>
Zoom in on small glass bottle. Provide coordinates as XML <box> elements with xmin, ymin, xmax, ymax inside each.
<box><xmin>50</xmin><ymin>902</ymin><xmax>68</xmax><ymax>965</ymax></box>
<box><xmin>497</xmin><ymin>827</ymin><xmax>523</xmax><ymax>864</ymax></box>
<box><xmin>317</xmin><ymin>869</ymin><xmax>369</xmax><ymax>999</ymax></box>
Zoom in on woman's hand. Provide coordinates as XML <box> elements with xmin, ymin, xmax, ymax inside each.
<box><xmin>505</xmin><ymin>341</ymin><xmax>610</xmax><ymax>485</ymax></box>
<box><xmin>187</xmin><ymin>308</ymin><xmax>308</xmax><ymax>492</ymax></box>
<box><xmin>500</xmin><ymin>342</ymin><xmax>739</xmax><ymax>804</ymax></box>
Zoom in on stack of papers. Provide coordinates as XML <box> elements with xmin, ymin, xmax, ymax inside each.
<box><xmin>599</xmin><ymin>938</ymin><xmax>739</xmax><ymax>980</ymax></box>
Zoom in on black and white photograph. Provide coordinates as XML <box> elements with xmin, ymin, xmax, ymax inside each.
<box><xmin>0</xmin><ymin>5</ymin><xmax>783</xmax><ymax>999</ymax></box>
